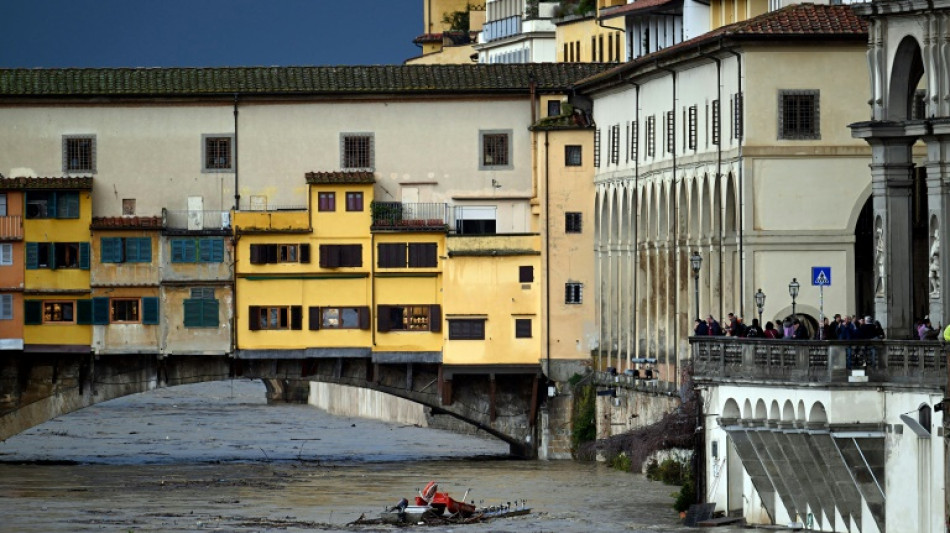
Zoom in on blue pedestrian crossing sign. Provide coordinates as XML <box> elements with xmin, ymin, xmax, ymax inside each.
<box><xmin>812</xmin><ymin>267</ymin><xmax>831</xmax><ymax>286</ymax></box>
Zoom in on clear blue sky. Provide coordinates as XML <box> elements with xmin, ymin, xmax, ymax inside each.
<box><xmin>0</xmin><ymin>1</ymin><xmax>422</xmax><ymax>68</ymax></box>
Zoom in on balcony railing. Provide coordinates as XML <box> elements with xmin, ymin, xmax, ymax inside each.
<box><xmin>0</xmin><ymin>215</ymin><xmax>23</xmax><ymax>240</ymax></box>
<box><xmin>691</xmin><ymin>337</ymin><xmax>948</xmax><ymax>386</ymax></box>
<box><xmin>371</xmin><ymin>202</ymin><xmax>449</xmax><ymax>231</ymax></box>
<box><xmin>163</xmin><ymin>209</ymin><xmax>231</xmax><ymax>231</ymax></box>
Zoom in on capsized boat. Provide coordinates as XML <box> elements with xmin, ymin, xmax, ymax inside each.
<box><xmin>415</xmin><ymin>481</ymin><xmax>476</xmax><ymax>517</ymax></box>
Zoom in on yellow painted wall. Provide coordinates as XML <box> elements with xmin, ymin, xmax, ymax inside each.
<box><xmin>406</xmin><ymin>44</ymin><xmax>478</xmax><ymax>65</ymax></box>
<box><xmin>24</xmin><ymin>298</ymin><xmax>92</xmax><ymax>346</ymax></box>
<box><xmin>555</xmin><ymin>18</ymin><xmax>625</xmax><ymax>63</ymax></box>
<box><xmin>91</xmin><ymin>287</ymin><xmax>161</xmax><ymax>354</ymax></box>
<box><xmin>90</xmin><ymin>230</ymin><xmax>160</xmax><ymax>287</ymax></box>
<box><xmin>232</xmin><ymin>210</ymin><xmax>309</xmax><ymax>233</ymax></box>
<box><xmin>24</xmin><ymin>190</ymin><xmax>92</xmax><ymax>291</ymax></box>
<box><xmin>374</xmin><ymin>275</ymin><xmax>443</xmax><ymax>352</ymax></box>
<box><xmin>442</xmin><ymin>234</ymin><xmax>541</xmax><ymax>365</ymax></box>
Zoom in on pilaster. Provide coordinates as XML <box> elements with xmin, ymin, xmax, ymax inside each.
<box><xmin>922</xmin><ymin>128</ymin><xmax>950</xmax><ymax>329</ymax></box>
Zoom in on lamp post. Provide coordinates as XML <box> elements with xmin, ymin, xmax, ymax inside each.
<box><xmin>690</xmin><ymin>252</ymin><xmax>703</xmax><ymax>321</ymax></box>
<box><xmin>788</xmin><ymin>278</ymin><xmax>800</xmax><ymax>318</ymax></box>
<box><xmin>754</xmin><ymin>288</ymin><xmax>766</xmax><ymax>325</ymax></box>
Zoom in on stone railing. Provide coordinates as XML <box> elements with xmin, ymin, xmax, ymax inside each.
<box><xmin>690</xmin><ymin>337</ymin><xmax>947</xmax><ymax>387</ymax></box>
<box><xmin>591</xmin><ymin>371</ymin><xmax>679</xmax><ymax>395</ymax></box>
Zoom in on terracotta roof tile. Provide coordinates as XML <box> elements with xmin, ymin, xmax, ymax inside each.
<box><xmin>0</xmin><ymin>176</ymin><xmax>93</xmax><ymax>190</ymax></box>
<box><xmin>577</xmin><ymin>4</ymin><xmax>867</xmax><ymax>89</ymax></box>
<box><xmin>90</xmin><ymin>216</ymin><xmax>163</xmax><ymax>230</ymax></box>
<box><xmin>305</xmin><ymin>171</ymin><xmax>376</xmax><ymax>185</ymax></box>
<box><xmin>0</xmin><ymin>64</ymin><xmax>615</xmax><ymax>98</ymax></box>
<box><xmin>602</xmin><ymin>0</ymin><xmax>680</xmax><ymax>18</ymax></box>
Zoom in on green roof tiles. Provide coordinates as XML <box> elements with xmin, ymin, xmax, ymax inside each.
<box><xmin>0</xmin><ymin>64</ymin><xmax>614</xmax><ymax>98</ymax></box>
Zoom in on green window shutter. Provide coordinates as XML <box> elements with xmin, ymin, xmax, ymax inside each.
<box><xmin>125</xmin><ymin>238</ymin><xmax>151</xmax><ymax>263</ymax></box>
<box><xmin>142</xmin><ymin>297</ymin><xmax>159</xmax><ymax>325</ymax></box>
<box><xmin>171</xmin><ymin>240</ymin><xmax>184</xmax><ymax>262</ymax></box>
<box><xmin>76</xmin><ymin>299</ymin><xmax>93</xmax><ymax>325</ymax></box>
<box><xmin>47</xmin><ymin>192</ymin><xmax>58</xmax><ymax>218</ymax></box>
<box><xmin>101</xmin><ymin>237</ymin><xmax>122</xmax><ymax>263</ymax></box>
<box><xmin>92</xmin><ymin>297</ymin><xmax>110</xmax><ymax>325</ymax></box>
<box><xmin>202</xmin><ymin>299</ymin><xmax>219</xmax><ymax>327</ymax></box>
<box><xmin>25</xmin><ymin>242</ymin><xmax>38</xmax><ymax>269</ymax></box>
<box><xmin>24</xmin><ymin>300</ymin><xmax>42</xmax><ymax>325</ymax></box>
<box><xmin>198</xmin><ymin>239</ymin><xmax>213</xmax><ymax>262</ymax></box>
<box><xmin>183</xmin><ymin>299</ymin><xmax>201</xmax><ymax>327</ymax></box>
<box><xmin>139</xmin><ymin>238</ymin><xmax>152</xmax><ymax>263</ymax></box>
<box><xmin>79</xmin><ymin>242</ymin><xmax>90</xmax><ymax>270</ymax></box>
<box><xmin>211</xmin><ymin>239</ymin><xmax>224</xmax><ymax>262</ymax></box>
<box><xmin>61</xmin><ymin>192</ymin><xmax>80</xmax><ymax>219</ymax></box>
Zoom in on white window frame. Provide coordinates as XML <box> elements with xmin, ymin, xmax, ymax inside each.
<box><xmin>0</xmin><ymin>193</ymin><xmax>6</xmax><ymax>216</ymax></box>
<box><xmin>0</xmin><ymin>243</ymin><xmax>12</xmax><ymax>266</ymax></box>
<box><xmin>0</xmin><ymin>294</ymin><xmax>11</xmax><ymax>320</ymax></box>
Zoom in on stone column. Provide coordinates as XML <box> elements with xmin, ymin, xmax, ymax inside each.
<box><xmin>853</xmin><ymin>126</ymin><xmax>917</xmax><ymax>338</ymax></box>
<box><xmin>922</xmin><ymin>128</ymin><xmax>950</xmax><ymax>329</ymax></box>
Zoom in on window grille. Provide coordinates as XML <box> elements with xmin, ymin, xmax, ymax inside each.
<box><xmin>566</xmin><ymin>212</ymin><xmax>582</xmax><ymax>233</ymax></box>
<box><xmin>565</xmin><ymin>282</ymin><xmax>583</xmax><ymax>304</ymax></box>
<box><xmin>779</xmin><ymin>90</ymin><xmax>820</xmax><ymax>140</ymax></box>
<box><xmin>630</xmin><ymin>121</ymin><xmax>638</xmax><ymax>161</ymax></box>
<box><xmin>594</xmin><ymin>128</ymin><xmax>601</xmax><ymax>168</ymax></box>
<box><xmin>565</xmin><ymin>145</ymin><xmax>582</xmax><ymax>166</ymax></box>
<box><xmin>688</xmin><ymin>105</ymin><xmax>698</xmax><ymax>150</ymax></box>
<box><xmin>666</xmin><ymin>111</ymin><xmax>675</xmax><ymax>154</ymax></box>
<box><xmin>733</xmin><ymin>92</ymin><xmax>743</xmax><ymax>140</ymax></box>
<box><xmin>712</xmin><ymin>100</ymin><xmax>720</xmax><ymax>145</ymax></box>
<box><xmin>610</xmin><ymin>124</ymin><xmax>620</xmax><ymax>164</ymax></box>
<box><xmin>342</xmin><ymin>134</ymin><xmax>373</xmax><ymax>169</ymax></box>
<box><xmin>63</xmin><ymin>135</ymin><xmax>95</xmax><ymax>172</ymax></box>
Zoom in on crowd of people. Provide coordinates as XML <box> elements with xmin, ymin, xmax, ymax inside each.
<box><xmin>693</xmin><ymin>313</ymin><xmax>888</xmax><ymax>340</ymax></box>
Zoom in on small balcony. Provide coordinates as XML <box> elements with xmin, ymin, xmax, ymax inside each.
<box><xmin>0</xmin><ymin>215</ymin><xmax>23</xmax><ymax>240</ymax></box>
<box><xmin>691</xmin><ymin>337</ymin><xmax>947</xmax><ymax>387</ymax></box>
<box><xmin>163</xmin><ymin>209</ymin><xmax>231</xmax><ymax>231</ymax></box>
<box><xmin>371</xmin><ymin>202</ymin><xmax>449</xmax><ymax>232</ymax></box>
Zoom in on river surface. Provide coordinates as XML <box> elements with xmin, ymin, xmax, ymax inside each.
<box><xmin>0</xmin><ymin>379</ymin><xmax>701</xmax><ymax>532</ymax></box>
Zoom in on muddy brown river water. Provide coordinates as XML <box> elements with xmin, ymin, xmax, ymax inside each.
<box><xmin>0</xmin><ymin>380</ymin><xmax>710</xmax><ymax>532</ymax></box>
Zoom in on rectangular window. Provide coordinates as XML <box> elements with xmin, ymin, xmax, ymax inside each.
<box><xmin>779</xmin><ymin>90</ymin><xmax>820</xmax><ymax>140</ymax></box>
<box><xmin>515</xmin><ymin>318</ymin><xmax>532</xmax><ymax>338</ymax></box>
<box><xmin>184</xmin><ymin>289</ymin><xmax>219</xmax><ymax>328</ymax></box>
<box><xmin>346</xmin><ymin>192</ymin><xmax>364</xmax><ymax>212</ymax></box>
<box><xmin>27</xmin><ymin>242</ymin><xmax>89</xmax><ymax>270</ymax></box>
<box><xmin>249</xmin><ymin>305</ymin><xmax>302</xmax><ymax>331</ymax></box>
<box><xmin>548</xmin><ymin>100</ymin><xmax>561</xmax><ymax>117</ymax></box>
<box><xmin>320</xmin><ymin>307</ymin><xmax>363</xmax><ymax>329</ymax></box>
<box><xmin>647</xmin><ymin>116</ymin><xmax>656</xmax><ymax>157</ymax></box>
<box><xmin>377</xmin><ymin>243</ymin><xmax>408</xmax><ymax>268</ymax></box>
<box><xmin>122</xmin><ymin>199</ymin><xmax>135</xmax><ymax>215</ymax></box>
<box><xmin>111</xmin><ymin>298</ymin><xmax>140</xmax><ymax>323</ymax></box>
<box><xmin>170</xmin><ymin>238</ymin><xmax>224</xmax><ymax>263</ymax></box>
<box><xmin>566</xmin><ymin>212</ymin><xmax>582</xmax><ymax>233</ymax></box>
<box><xmin>25</xmin><ymin>191</ymin><xmax>80</xmax><ymax>219</ymax></box>
<box><xmin>318</xmin><ymin>192</ymin><xmax>336</xmax><ymax>212</ymax></box>
<box><xmin>448</xmin><ymin>319</ymin><xmax>486</xmax><ymax>340</ymax></box>
<box><xmin>0</xmin><ymin>193</ymin><xmax>6</xmax><ymax>216</ymax></box>
<box><xmin>565</xmin><ymin>282</ymin><xmax>583</xmax><ymax>304</ymax></box>
<box><xmin>0</xmin><ymin>294</ymin><xmax>11</xmax><ymax>320</ymax></box>
<box><xmin>379</xmin><ymin>305</ymin><xmax>438</xmax><ymax>332</ymax></box>
<box><xmin>101</xmin><ymin>237</ymin><xmax>151</xmax><ymax>263</ymax></box>
<box><xmin>593</xmin><ymin>128</ymin><xmax>601</xmax><ymax>168</ymax></box>
<box><xmin>519</xmin><ymin>265</ymin><xmax>534</xmax><ymax>283</ymax></box>
<box><xmin>712</xmin><ymin>100</ymin><xmax>721</xmax><ymax>145</ymax></box>
<box><xmin>480</xmin><ymin>131</ymin><xmax>511</xmax><ymax>169</ymax></box>
<box><xmin>63</xmin><ymin>135</ymin><xmax>95</xmax><ymax>173</ymax></box>
<box><xmin>0</xmin><ymin>243</ymin><xmax>11</xmax><ymax>266</ymax></box>
<box><xmin>610</xmin><ymin>124</ymin><xmax>620</xmax><ymax>165</ymax></box>
<box><xmin>688</xmin><ymin>105</ymin><xmax>698</xmax><ymax>150</ymax></box>
<box><xmin>341</xmin><ymin>133</ymin><xmax>374</xmax><ymax>169</ymax></box>
<box><xmin>630</xmin><ymin>121</ymin><xmax>638</xmax><ymax>161</ymax></box>
<box><xmin>666</xmin><ymin>111</ymin><xmax>675</xmax><ymax>154</ymax></box>
<box><xmin>565</xmin><ymin>145</ymin><xmax>582</xmax><ymax>166</ymax></box>
<box><xmin>43</xmin><ymin>301</ymin><xmax>75</xmax><ymax>323</ymax></box>
<box><xmin>408</xmin><ymin>243</ymin><xmax>437</xmax><ymax>268</ymax></box>
<box><xmin>319</xmin><ymin>244</ymin><xmax>362</xmax><ymax>268</ymax></box>
<box><xmin>203</xmin><ymin>135</ymin><xmax>233</xmax><ymax>171</ymax></box>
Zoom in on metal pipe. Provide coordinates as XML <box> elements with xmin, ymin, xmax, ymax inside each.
<box><xmin>727</xmin><ymin>48</ymin><xmax>744</xmax><ymax>319</ymax></box>
<box><xmin>233</xmin><ymin>94</ymin><xmax>241</xmax><ymax>211</ymax></box>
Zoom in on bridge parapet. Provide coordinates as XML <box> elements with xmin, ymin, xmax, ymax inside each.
<box><xmin>691</xmin><ymin>337</ymin><xmax>947</xmax><ymax>386</ymax></box>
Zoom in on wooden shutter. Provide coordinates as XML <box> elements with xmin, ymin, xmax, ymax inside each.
<box><xmin>203</xmin><ymin>300</ymin><xmax>219</xmax><ymax>327</ymax></box>
<box><xmin>92</xmin><ymin>297</ymin><xmax>110</xmax><ymax>324</ymax></box>
<box><xmin>290</xmin><ymin>306</ymin><xmax>303</xmax><ymax>330</ymax></box>
<box><xmin>320</xmin><ymin>245</ymin><xmax>340</xmax><ymax>268</ymax></box>
<box><xmin>265</xmin><ymin>244</ymin><xmax>278</xmax><ymax>264</ymax></box>
<box><xmin>408</xmin><ymin>243</ymin><xmax>437</xmax><ymax>267</ymax></box>
<box><xmin>376</xmin><ymin>305</ymin><xmax>391</xmax><ymax>332</ymax></box>
<box><xmin>183</xmin><ymin>299</ymin><xmax>202</xmax><ymax>327</ymax></box>
<box><xmin>342</xmin><ymin>245</ymin><xmax>362</xmax><ymax>267</ymax></box>
<box><xmin>76</xmin><ymin>299</ymin><xmax>92</xmax><ymax>325</ymax></box>
<box><xmin>79</xmin><ymin>242</ymin><xmax>90</xmax><ymax>270</ymax></box>
<box><xmin>101</xmin><ymin>237</ymin><xmax>119</xmax><ymax>263</ymax></box>
<box><xmin>142</xmin><ymin>297</ymin><xmax>160</xmax><ymax>325</ymax></box>
<box><xmin>249</xmin><ymin>244</ymin><xmax>264</xmax><ymax>264</ymax></box>
<box><xmin>378</xmin><ymin>243</ymin><xmax>407</xmax><ymax>268</ymax></box>
<box><xmin>24</xmin><ymin>300</ymin><xmax>42</xmax><ymax>325</ymax></box>
<box><xmin>248</xmin><ymin>306</ymin><xmax>261</xmax><ymax>331</ymax></box>
<box><xmin>358</xmin><ymin>306</ymin><xmax>370</xmax><ymax>330</ymax></box>
<box><xmin>308</xmin><ymin>306</ymin><xmax>321</xmax><ymax>330</ymax></box>
<box><xmin>429</xmin><ymin>305</ymin><xmax>442</xmax><ymax>333</ymax></box>
<box><xmin>299</xmin><ymin>243</ymin><xmax>311</xmax><ymax>264</ymax></box>
<box><xmin>25</xmin><ymin>242</ymin><xmax>38</xmax><ymax>269</ymax></box>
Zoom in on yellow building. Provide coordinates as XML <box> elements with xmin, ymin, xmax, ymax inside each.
<box><xmin>555</xmin><ymin>15</ymin><xmax>625</xmax><ymax>63</ymax></box>
<box><xmin>15</xmin><ymin>177</ymin><xmax>94</xmax><ymax>352</ymax></box>
<box><xmin>409</xmin><ymin>1</ymin><xmax>485</xmax><ymax>64</ymax></box>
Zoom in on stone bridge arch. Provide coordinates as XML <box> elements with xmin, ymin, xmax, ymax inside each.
<box><xmin>0</xmin><ymin>353</ymin><xmax>542</xmax><ymax>457</ymax></box>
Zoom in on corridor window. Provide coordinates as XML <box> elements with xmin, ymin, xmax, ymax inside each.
<box><xmin>341</xmin><ymin>133</ymin><xmax>374</xmax><ymax>170</ymax></box>
<box><xmin>202</xmin><ymin>134</ymin><xmax>233</xmax><ymax>171</ymax></box>
<box><xmin>515</xmin><ymin>318</ymin><xmax>532</xmax><ymax>338</ymax></box>
<box><xmin>778</xmin><ymin>90</ymin><xmax>820</xmax><ymax>140</ymax></box>
<box><xmin>566</xmin><ymin>212</ymin><xmax>582</xmax><ymax>233</ymax></box>
<box><xmin>110</xmin><ymin>299</ymin><xmax>140</xmax><ymax>323</ymax></box>
<box><xmin>448</xmin><ymin>318</ymin><xmax>485</xmax><ymax>340</ymax></box>
<box><xmin>249</xmin><ymin>243</ymin><xmax>310</xmax><ymax>264</ymax></box>
<box><xmin>479</xmin><ymin>130</ymin><xmax>511</xmax><ymax>169</ymax></box>
<box><xmin>0</xmin><ymin>193</ymin><xmax>6</xmax><ymax>216</ymax></box>
<box><xmin>565</xmin><ymin>282</ymin><xmax>583</xmax><ymax>304</ymax></box>
<box><xmin>63</xmin><ymin>135</ymin><xmax>96</xmax><ymax>173</ymax></box>
<box><xmin>519</xmin><ymin>265</ymin><xmax>534</xmax><ymax>283</ymax></box>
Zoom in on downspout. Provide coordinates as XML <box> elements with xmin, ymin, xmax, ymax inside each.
<box><xmin>658</xmin><ymin>62</ymin><xmax>678</xmax><ymax>385</ymax></box>
<box><xmin>596</xmin><ymin>14</ymin><xmax>626</xmax><ymax>62</ymax></box>
<box><xmin>544</xmin><ymin>130</ymin><xmax>551</xmax><ymax>380</ymax></box>
<box><xmin>233</xmin><ymin>94</ymin><xmax>241</xmax><ymax>211</ymax></box>
<box><xmin>727</xmin><ymin>48</ymin><xmax>744</xmax><ymax>319</ymax></box>
<box><xmin>627</xmin><ymin>80</ymin><xmax>640</xmax><ymax>362</ymax></box>
<box><xmin>530</xmin><ymin>77</ymin><xmax>538</xmax><ymax>200</ymax></box>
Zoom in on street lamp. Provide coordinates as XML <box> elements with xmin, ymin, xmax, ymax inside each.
<box><xmin>788</xmin><ymin>278</ymin><xmax>800</xmax><ymax>317</ymax></box>
<box><xmin>754</xmin><ymin>288</ymin><xmax>766</xmax><ymax>325</ymax></box>
<box><xmin>690</xmin><ymin>252</ymin><xmax>703</xmax><ymax>321</ymax></box>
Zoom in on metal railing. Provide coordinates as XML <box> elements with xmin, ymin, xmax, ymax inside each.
<box><xmin>690</xmin><ymin>337</ymin><xmax>947</xmax><ymax>386</ymax></box>
<box><xmin>370</xmin><ymin>202</ymin><xmax>449</xmax><ymax>230</ymax></box>
<box><xmin>163</xmin><ymin>209</ymin><xmax>231</xmax><ymax>230</ymax></box>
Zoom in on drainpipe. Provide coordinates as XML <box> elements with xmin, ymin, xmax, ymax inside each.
<box><xmin>596</xmin><ymin>13</ymin><xmax>626</xmax><ymax>62</ymax></box>
<box><xmin>233</xmin><ymin>94</ymin><xmax>241</xmax><ymax>211</ymax></box>
<box><xmin>626</xmin><ymin>79</ymin><xmax>640</xmax><ymax>363</ymax></box>
<box><xmin>544</xmin><ymin>130</ymin><xmax>551</xmax><ymax>381</ymax></box>
<box><xmin>658</xmin><ymin>62</ymin><xmax>678</xmax><ymax>386</ymax></box>
<box><xmin>727</xmin><ymin>48</ymin><xmax>744</xmax><ymax>319</ymax></box>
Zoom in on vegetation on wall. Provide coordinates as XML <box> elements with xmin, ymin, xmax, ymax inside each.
<box><xmin>443</xmin><ymin>3</ymin><xmax>473</xmax><ymax>32</ymax></box>
<box><xmin>570</xmin><ymin>376</ymin><xmax>597</xmax><ymax>453</ymax></box>
<box><xmin>553</xmin><ymin>0</ymin><xmax>596</xmax><ymax>18</ymax></box>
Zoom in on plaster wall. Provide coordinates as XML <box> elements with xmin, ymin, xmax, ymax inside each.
<box><xmin>162</xmin><ymin>285</ymin><xmax>232</xmax><ymax>355</ymax></box>
<box><xmin>91</xmin><ymin>286</ymin><xmax>161</xmax><ymax>354</ymax></box>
